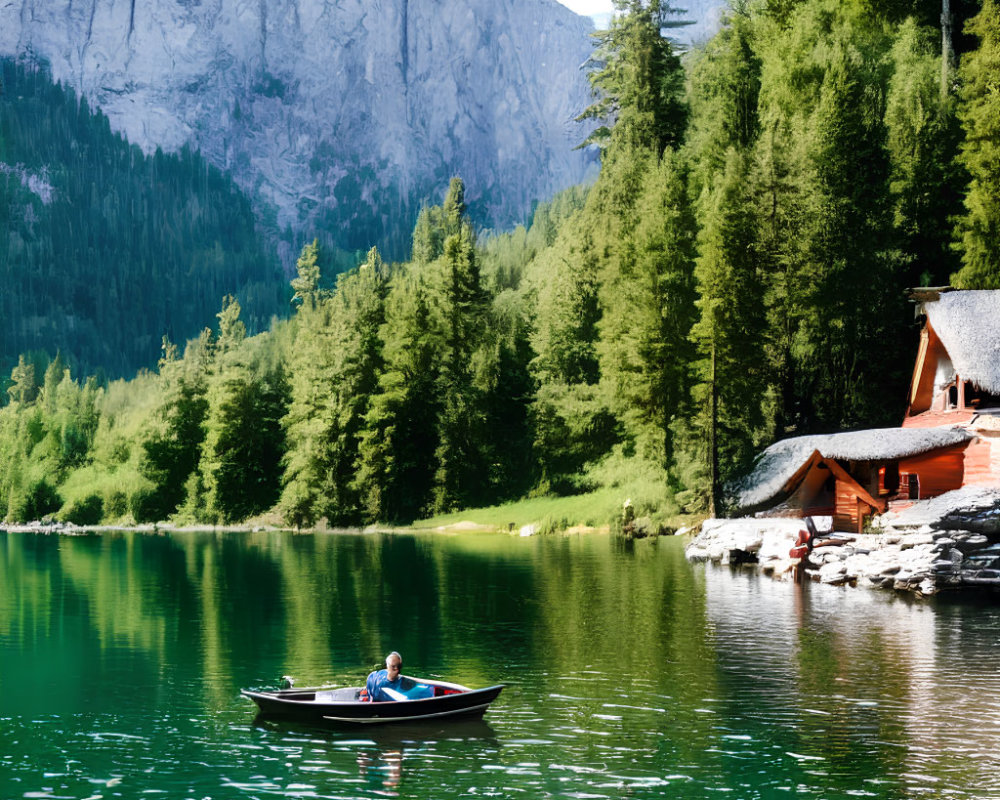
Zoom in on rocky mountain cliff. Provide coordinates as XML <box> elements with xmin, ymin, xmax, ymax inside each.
<box><xmin>1</xmin><ymin>0</ymin><xmax>599</xmax><ymax>262</ymax></box>
<box><xmin>676</xmin><ymin>0</ymin><xmax>726</xmax><ymax>44</ymax></box>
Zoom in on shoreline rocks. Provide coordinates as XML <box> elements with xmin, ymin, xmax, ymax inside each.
<box><xmin>686</xmin><ymin>487</ymin><xmax>1000</xmax><ymax>597</ymax></box>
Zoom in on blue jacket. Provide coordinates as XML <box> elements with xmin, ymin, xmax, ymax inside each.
<box><xmin>365</xmin><ymin>669</ymin><xmax>403</xmax><ymax>702</ymax></box>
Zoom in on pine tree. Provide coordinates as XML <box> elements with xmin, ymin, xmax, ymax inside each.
<box><xmin>411</xmin><ymin>206</ymin><xmax>446</xmax><ymax>264</ymax></box>
<box><xmin>216</xmin><ymin>294</ymin><xmax>247</xmax><ymax>354</ymax></box>
<box><xmin>753</xmin><ymin>0</ymin><xmax>905</xmax><ymax>431</ymax></box>
<box><xmin>952</xmin><ymin>0</ymin><xmax>1000</xmax><ymax>288</ymax></box>
<box><xmin>7</xmin><ymin>355</ymin><xmax>37</xmax><ymax>406</ymax></box>
<box><xmin>686</xmin><ymin>0</ymin><xmax>761</xmax><ymax>194</ymax></box>
<box><xmin>685</xmin><ymin>149</ymin><xmax>768</xmax><ymax>514</ymax></box>
<box><xmin>443</xmin><ymin>177</ymin><xmax>466</xmax><ymax>234</ymax></box>
<box><xmin>597</xmin><ymin>150</ymin><xmax>696</xmax><ymax>466</ymax></box>
<box><xmin>279</xmin><ymin>244</ymin><xmax>336</xmax><ymax>527</ymax></box>
<box><xmin>139</xmin><ymin>331</ymin><xmax>213</xmax><ymax>521</ymax></box>
<box><xmin>885</xmin><ymin>17</ymin><xmax>964</xmax><ymax>286</ymax></box>
<box><xmin>279</xmin><ymin>246</ymin><xmax>386</xmax><ymax>526</ymax></box>
<box><xmin>322</xmin><ymin>247</ymin><xmax>388</xmax><ymax>522</ymax></box>
<box><xmin>432</xmin><ymin>199</ymin><xmax>491</xmax><ymax>512</ymax></box>
<box><xmin>795</xmin><ymin>41</ymin><xmax>902</xmax><ymax>427</ymax></box>
<box><xmin>530</xmin><ymin>225</ymin><xmax>601</xmax><ymax>387</ymax></box>
<box><xmin>199</xmin><ymin>361</ymin><xmax>287</xmax><ymax>524</ymax></box>
<box><xmin>355</xmin><ymin>277</ymin><xmax>440</xmax><ymax>522</ymax></box>
<box><xmin>526</xmin><ymin>221</ymin><xmax>622</xmax><ymax>492</ymax></box>
<box><xmin>291</xmin><ymin>239</ymin><xmax>323</xmax><ymax>310</ymax></box>
<box><xmin>478</xmin><ymin>289</ymin><xmax>536</xmax><ymax>501</ymax></box>
<box><xmin>578</xmin><ymin>0</ymin><xmax>689</xmax><ymax>155</ymax></box>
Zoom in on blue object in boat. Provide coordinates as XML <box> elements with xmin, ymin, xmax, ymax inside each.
<box><xmin>401</xmin><ymin>682</ymin><xmax>434</xmax><ymax>699</ymax></box>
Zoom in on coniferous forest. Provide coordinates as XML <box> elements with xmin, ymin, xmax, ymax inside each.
<box><xmin>0</xmin><ymin>59</ymin><xmax>286</xmax><ymax>380</ymax></box>
<box><xmin>1</xmin><ymin>0</ymin><xmax>999</xmax><ymax>529</ymax></box>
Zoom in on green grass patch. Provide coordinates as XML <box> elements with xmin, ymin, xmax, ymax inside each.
<box><xmin>410</xmin><ymin>486</ymin><xmax>625</xmax><ymax>532</ymax></box>
<box><xmin>409</xmin><ymin>487</ymin><xmax>695</xmax><ymax>535</ymax></box>
<box><xmin>408</xmin><ymin>453</ymin><xmax>700</xmax><ymax>535</ymax></box>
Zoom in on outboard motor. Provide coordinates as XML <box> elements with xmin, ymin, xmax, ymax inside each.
<box><xmin>280</xmin><ymin>675</ymin><xmax>295</xmax><ymax>689</ymax></box>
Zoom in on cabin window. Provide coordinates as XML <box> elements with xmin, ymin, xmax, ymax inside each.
<box><xmin>965</xmin><ymin>381</ymin><xmax>1000</xmax><ymax>414</ymax></box>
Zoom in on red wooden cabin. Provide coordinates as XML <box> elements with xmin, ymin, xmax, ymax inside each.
<box><xmin>730</xmin><ymin>428</ymin><xmax>981</xmax><ymax>533</ymax></box>
<box><xmin>731</xmin><ymin>290</ymin><xmax>1000</xmax><ymax>532</ymax></box>
<box><xmin>904</xmin><ymin>288</ymin><xmax>1000</xmax><ymax>427</ymax></box>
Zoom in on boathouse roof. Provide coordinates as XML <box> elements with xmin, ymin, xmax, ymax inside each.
<box><xmin>730</xmin><ymin>426</ymin><xmax>975</xmax><ymax>513</ymax></box>
<box><xmin>924</xmin><ymin>290</ymin><xmax>1000</xmax><ymax>395</ymax></box>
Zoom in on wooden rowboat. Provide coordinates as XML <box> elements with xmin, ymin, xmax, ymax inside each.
<box><xmin>241</xmin><ymin>676</ymin><xmax>505</xmax><ymax>725</ymax></box>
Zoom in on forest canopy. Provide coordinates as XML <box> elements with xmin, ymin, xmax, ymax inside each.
<box><xmin>0</xmin><ymin>58</ymin><xmax>286</xmax><ymax>381</ymax></box>
<box><xmin>1</xmin><ymin>0</ymin><xmax>997</xmax><ymax>529</ymax></box>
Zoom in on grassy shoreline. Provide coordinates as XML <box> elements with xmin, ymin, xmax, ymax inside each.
<box><xmin>1</xmin><ymin>486</ymin><xmax>697</xmax><ymax>535</ymax></box>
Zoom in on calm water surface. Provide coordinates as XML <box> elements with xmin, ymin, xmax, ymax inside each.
<box><xmin>2</xmin><ymin>529</ymin><xmax>1000</xmax><ymax>799</ymax></box>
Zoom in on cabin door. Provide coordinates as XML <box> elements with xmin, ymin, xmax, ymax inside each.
<box><xmin>898</xmin><ymin>473</ymin><xmax>920</xmax><ymax>500</ymax></box>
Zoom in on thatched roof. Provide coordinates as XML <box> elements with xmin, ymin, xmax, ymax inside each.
<box><xmin>925</xmin><ymin>290</ymin><xmax>1000</xmax><ymax>395</ymax></box>
<box><xmin>730</xmin><ymin>426</ymin><xmax>975</xmax><ymax>513</ymax></box>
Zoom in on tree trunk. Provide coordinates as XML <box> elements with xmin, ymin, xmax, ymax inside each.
<box><xmin>708</xmin><ymin>341</ymin><xmax>718</xmax><ymax>519</ymax></box>
<box><xmin>941</xmin><ymin>0</ymin><xmax>953</xmax><ymax>100</ymax></box>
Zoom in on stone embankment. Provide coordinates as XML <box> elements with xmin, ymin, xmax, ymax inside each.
<box><xmin>686</xmin><ymin>487</ymin><xmax>1000</xmax><ymax>596</ymax></box>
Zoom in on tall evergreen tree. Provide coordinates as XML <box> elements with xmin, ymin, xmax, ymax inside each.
<box><xmin>322</xmin><ymin>247</ymin><xmax>388</xmax><ymax>522</ymax></box>
<box><xmin>795</xmin><ymin>40</ymin><xmax>902</xmax><ymax>427</ymax></box>
<box><xmin>279</xmin><ymin>241</ymin><xmax>337</xmax><ymax>527</ymax></box>
<box><xmin>885</xmin><ymin>17</ymin><xmax>964</xmax><ymax>286</ymax></box>
<box><xmin>686</xmin><ymin>0</ymin><xmax>762</xmax><ymax>193</ymax></box>
<box><xmin>138</xmin><ymin>331</ymin><xmax>213</xmax><ymax>521</ymax></box>
<box><xmin>753</xmin><ymin>0</ymin><xmax>905</xmax><ymax>432</ymax></box>
<box><xmin>952</xmin><ymin>0</ymin><xmax>1000</xmax><ymax>288</ymax></box>
<box><xmin>279</xmin><ymin>244</ymin><xmax>386</xmax><ymax>526</ymax></box>
<box><xmin>291</xmin><ymin>239</ymin><xmax>323</xmax><ymax>310</ymax></box>
<box><xmin>278</xmin><ymin>317</ymin><xmax>333</xmax><ymax>527</ymax></box>
<box><xmin>6</xmin><ymin>356</ymin><xmax>37</xmax><ymax>406</ymax></box>
<box><xmin>199</xmin><ymin>361</ymin><xmax>288</xmax><ymax>524</ymax></box>
<box><xmin>431</xmin><ymin>181</ymin><xmax>492</xmax><ymax>512</ymax></box>
<box><xmin>479</xmin><ymin>289</ymin><xmax>537</xmax><ymax>501</ymax></box>
<box><xmin>530</xmin><ymin>225</ymin><xmax>601</xmax><ymax>387</ymax></box>
<box><xmin>216</xmin><ymin>294</ymin><xmax>247</xmax><ymax>354</ymax></box>
<box><xmin>579</xmin><ymin>0</ymin><xmax>689</xmax><ymax>155</ymax></box>
<box><xmin>411</xmin><ymin>206</ymin><xmax>446</xmax><ymax>265</ymax></box>
<box><xmin>684</xmin><ymin>149</ymin><xmax>768</xmax><ymax>513</ymax></box>
<box><xmin>597</xmin><ymin>151</ymin><xmax>697</xmax><ymax>466</ymax></box>
<box><xmin>528</xmin><ymin>225</ymin><xmax>621</xmax><ymax>491</ymax></box>
<box><xmin>355</xmin><ymin>277</ymin><xmax>440</xmax><ymax>522</ymax></box>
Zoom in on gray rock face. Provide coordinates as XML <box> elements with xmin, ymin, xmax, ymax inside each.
<box><xmin>673</xmin><ymin>0</ymin><xmax>726</xmax><ymax>45</ymax></box>
<box><xmin>1</xmin><ymin>0</ymin><xmax>598</xmax><ymax>258</ymax></box>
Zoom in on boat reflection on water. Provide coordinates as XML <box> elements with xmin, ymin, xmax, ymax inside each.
<box><xmin>251</xmin><ymin>713</ymin><xmax>498</xmax><ymax>743</ymax></box>
<box><xmin>252</xmin><ymin>714</ymin><xmax>500</xmax><ymax>794</ymax></box>
<box><xmin>359</xmin><ymin>717</ymin><xmax>500</xmax><ymax>793</ymax></box>
<box><xmin>356</xmin><ymin>745</ymin><xmax>403</xmax><ymax>794</ymax></box>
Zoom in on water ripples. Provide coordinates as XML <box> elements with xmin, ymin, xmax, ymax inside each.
<box><xmin>7</xmin><ymin>533</ymin><xmax>1000</xmax><ymax>799</ymax></box>
<box><xmin>6</xmin><ymin>658</ymin><xmax>1000</xmax><ymax>800</ymax></box>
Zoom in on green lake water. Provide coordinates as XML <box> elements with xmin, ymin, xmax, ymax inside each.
<box><xmin>2</xmin><ymin>529</ymin><xmax>1000</xmax><ymax>799</ymax></box>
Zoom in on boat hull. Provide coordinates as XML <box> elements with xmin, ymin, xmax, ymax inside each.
<box><xmin>241</xmin><ymin>679</ymin><xmax>504</xmax><ymax>725</ymax></box>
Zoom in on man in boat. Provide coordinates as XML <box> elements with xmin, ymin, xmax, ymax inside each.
<box><xmin>363</xmin><ymin>651</ymin><xmax>405</xmax><ymax>702</ymax></box>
